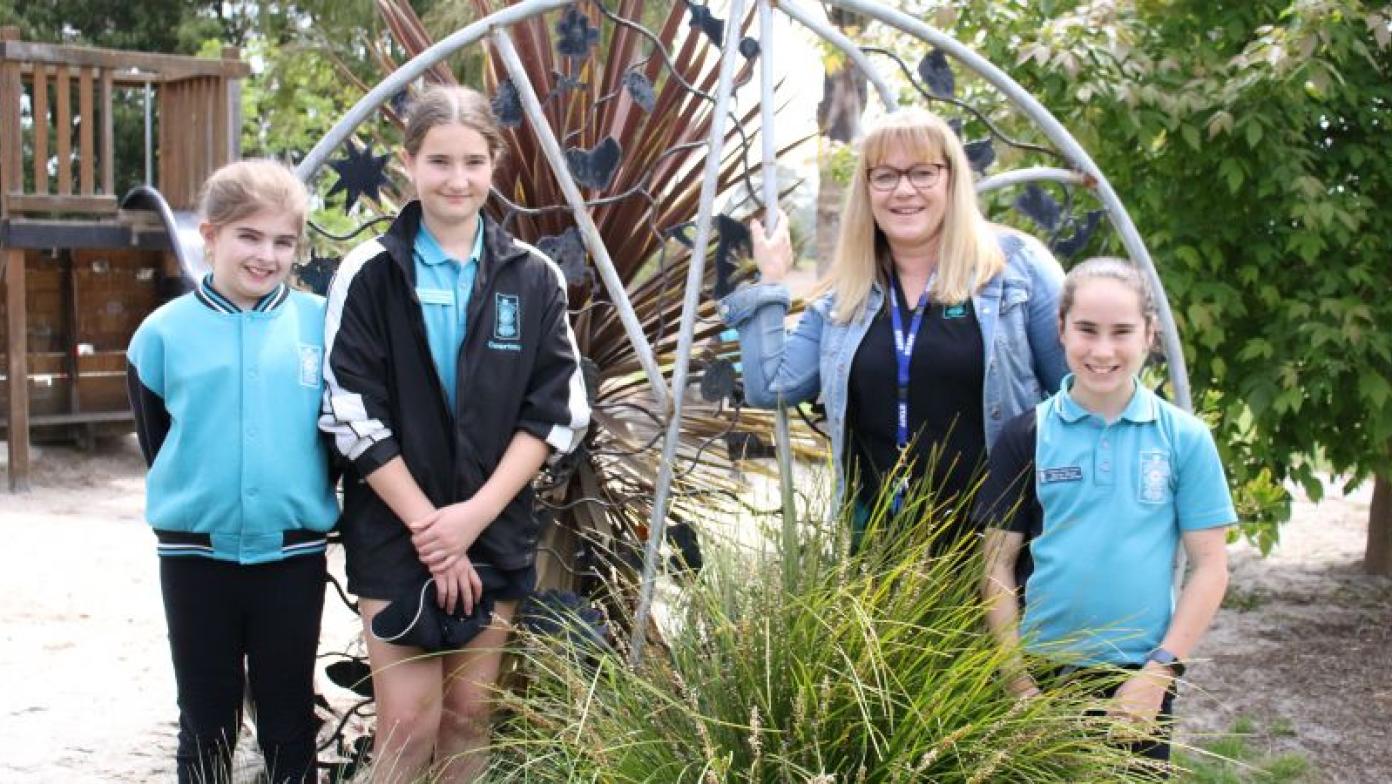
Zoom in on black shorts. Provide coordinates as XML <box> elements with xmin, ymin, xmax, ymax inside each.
<box><xmin>340</xmin><ymin>508</ymin><xmax>536</xmax><ymax>602</ymax></box>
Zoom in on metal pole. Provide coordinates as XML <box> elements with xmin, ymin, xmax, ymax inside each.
<box><xmin>293</xmin><ymin>0</ymin><xmax>572</xmax><ymax>183</ymax></box>
<box><xmin>757</xmin><ymin>0</ymin><xmax>800</xmax><ymax>590</ymax></box>
<box><xmin>823</xmin><ymin>0</ymin><xmax>1191</xmax><ymax>413</ymax></box>
<box><xmin>975</xmin><ymin>166</ymin><xmax>1088</xmax><ymax>195</ymax></box>
<box><xmin>490</xmin><ymin>29</ymin><xmax>669</xmax><ymax>411</ymax></box>
<box><xmin>778</xmin><ymin>0</ymin><xmax>897</xmax><ymax>113</ymax></box>
<box><xmin>629</xmin><ymin>0</ymin><xmax>748</xmax><ymax>668</ymax></box>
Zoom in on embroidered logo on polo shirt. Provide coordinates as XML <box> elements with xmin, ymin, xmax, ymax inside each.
<box><xmin>943</xmin><ymin>303</ymin><xmax>967</xmax><ymax>319</ymax></box>
<box><xmin>1139</xmin><ymin>450</ymin><xmax>1171</xmax><ymax>503</ymax></box>
<box><xmin>489</xmin><ymin>293</ymin><xmax>523</xmax><ymax>352</ymax></box>
<box><xmin>298</xmin><ymin>344</ymin><xmax>323</xmax><ymax>388</ymax></box>
<box><xmin>1038</xmin><ymin>466</ymin><xmax>1083</xmax><ymax>484</ymax></box>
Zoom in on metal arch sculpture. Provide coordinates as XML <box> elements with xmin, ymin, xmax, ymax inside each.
<box><xmin>295</xmin><ymin>0</ymin><xmax>1194</xmax><ymax>749</ymax></box>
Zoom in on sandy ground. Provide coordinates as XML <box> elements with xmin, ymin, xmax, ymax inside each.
<box><xmin>1</xmin><ymin>435</ymin><xmax>1388</xmax><ymax>782</ymax></box>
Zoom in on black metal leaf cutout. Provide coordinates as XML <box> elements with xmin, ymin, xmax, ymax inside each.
<box><xmin>623</xmin><ymin>71</ymin><xmax>656</xmax><ymax>113</ymax></box>
<box><xmin>389</xmin><ymin>88</ymin><xmax>412</xmax><ymax>116</ymax></box>
<box><xmin>1051</xmin><ymin>209</ymin><xmax>1106</xmax><ymax>259</ymax></box>
<box><xmin>555</xmin><ymin>6</ymin><xmax>600</xmax><ymax>59</ymax></box>
<box><xmin>326</xmin><ymin>140</ymin><xmax>391</xmax><ymax>214</ymax></box>
<box><xmin>293</xmin><ymin>249</ymin><xmax>340</xmax><ymax>296</ymax></box>
<box><xmin>579</xmin><ymin>356</ymin><xmax>601</xmax><ymax>407</ymax></box>
<box><xmin>918</xmin><ymin>48</ymin><xmax>955</xmax><ymax>99</ymax></box>
<box><xmin>739</xmin><ymin>36</ymin><xmax>760</xmax><ymax>60</ymax></box>
<box><xmin>700</xmin><ymin>357</ymin><xmax>736</xmax><ymax>401</ymax></box>
<box><xmin>1013</xmin><ymin>184</ymin><xmax>1062</xmax><ymax>232</ymax></box>
<box><xmin>551</xmin><ymin>70</ymin><xmax>585</xmax><ymax>93</ymax></box>
<box><xmin>685</xmin><ymin>1</ymin><xmax>725</xmax><ymax>47</ymax></box>
<box><xmin>536</xmin><ymin>226</ymin><xmax>589</xmax><ymax>286</ymax></box>
<box><xmin>965</xmin><ymin>138</ymin><xmax>995</xmax><ymax>175</ymax></box>
<box><xmin>520</xmin><ymin>590</ymin><xmax>609</xmax><ymax>651</ymax></box>
<box><xmin>492</xmin><ymin>79</ymin><xmax>523</xmax><ymax>128</ymax></box>
<box><xmin>565</xmin><ymin>136</ymin><xmax>622</xmax><ymax>190</ymax></box>
<box><xmin>666</xmin><ymin>521</ymin><xmax>704</xmax><ymax>573</ymax></box>
<box><xmin>325</xmin><ymin>658</ymin><xmax>373</xmax><ymax>698</ymax></box>
<box><xmin>948</xmin><ymin>117</ymin><xmax>965</xmax><ymax>138</ymax></box>
<box><xmin>725</xmin><ymin>431</ymin><xmax>776</xmax><ymax>460</ymax></box>
<box><xmin>713</xmin><ymin>214</ymin><xmax>751</xmax><ymax>299</ymax></box>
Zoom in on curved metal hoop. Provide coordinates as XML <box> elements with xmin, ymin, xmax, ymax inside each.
<box><xmin>295</xmin><ymin>0</ymin><xmax>1192</xmax><ymax>667</ymax></box>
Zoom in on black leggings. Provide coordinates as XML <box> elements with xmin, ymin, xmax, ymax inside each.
<box><xmin>160</xmin><ymin>554</ymin><xmax>326</xmax><ymax>784</ymax></box>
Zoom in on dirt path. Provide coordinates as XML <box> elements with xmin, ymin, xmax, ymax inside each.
<box><xmin>1179</xmin><ymin>483</ymin><xmax>1392</xmax><ymax>783</ymax></box>
<box><xmin>1</xmin><ymin>436</ymin><xmax>1388</xmax><ymax>782</ymax></box>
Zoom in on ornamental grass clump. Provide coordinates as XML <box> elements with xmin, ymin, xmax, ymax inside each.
<box><xmin>484</xmin><ymin>480</ymin><xmax>1158</xmax><ymax>782</ymax></box>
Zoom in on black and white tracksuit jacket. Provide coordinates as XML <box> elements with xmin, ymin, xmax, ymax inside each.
<box><xmin>320</xmin><ymin>202</ymin><xmax>589</xmax><ymax>597</ymax></box>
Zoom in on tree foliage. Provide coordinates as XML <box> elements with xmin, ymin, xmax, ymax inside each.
<box><xmin>900</xmin><ymin>0</ymin><xmax>1392</xmax><ymax>551</ymax></box>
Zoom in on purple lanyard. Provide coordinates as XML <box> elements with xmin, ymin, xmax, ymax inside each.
<box><xmin>887</xmin><ymin>272</ymin><xmax>934</xmax><ymax>512</ymax></box>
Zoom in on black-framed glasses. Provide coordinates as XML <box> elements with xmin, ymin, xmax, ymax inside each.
<box><xmin>866</xmin><ymin>163</ymin><xmax>949</xmax><ymax>192</ymax></box>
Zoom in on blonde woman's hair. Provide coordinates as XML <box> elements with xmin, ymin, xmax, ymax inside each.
<box><xmin>403</xmin><ymin>84</ymin><xmax>507</xmax><ymax>163</ymax></box>
<box><xmin>198</xmin><ymin>159</ymin><xmax>308</xmax><ymax>231</ymax></box>
<box><xmin>817</xmin><ymin>108</ymin><xmax>1003</xmax><ymax>323</ymax></box>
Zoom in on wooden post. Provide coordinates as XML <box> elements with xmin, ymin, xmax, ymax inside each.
<box><xmin>56</xmin><ymin>65</ymin><xmax>71</xmax><ymax>195</ymax></box>
<box><xmin>100</xmin><ymin>68</ymin><xmax>113</xmax><ymax>196</ymax></box>
<box><xmin>32</xmin><ymin>64</ymin><xmax>48</xmax><ymax>195</ymax></box>
<box><xmin>5</xmin><ymin>247</ymin><xmax>30</xmax><ymax>492</ymax></box>
<box><xmin>78</xmin><ymin>67</ymin><xmax>94</xmax><ymax>196</ymax></box>
<box><xmin>0</xmin><ymin>26</ymin><xmax>20</xmax><ymax>216</ymax></box>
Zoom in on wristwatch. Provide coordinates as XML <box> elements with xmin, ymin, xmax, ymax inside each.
<box><xmin>1145</xmin><ymin>647</ymin><xmax>1186</xmax><ymax>677</ymax></box>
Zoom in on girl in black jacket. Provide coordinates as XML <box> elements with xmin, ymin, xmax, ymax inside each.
<box><xmin>320</xmin><ymin>85</ymin><xmax>589</xmax><ymax>782</ymax></box>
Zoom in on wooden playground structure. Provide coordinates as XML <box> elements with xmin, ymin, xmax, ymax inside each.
<box><xmin>0</xmin><ymin>27</ymin><xmax>248</xmax><ymax>491</ymax></box>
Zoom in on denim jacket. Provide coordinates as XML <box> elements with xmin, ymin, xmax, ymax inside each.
<box><xmin>718</xmin><ymin>230</ymin><xmax>1067</xmax><ymax>506</ymax></box>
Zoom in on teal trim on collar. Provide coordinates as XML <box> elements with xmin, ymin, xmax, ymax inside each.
<box><xmin>415</xmin><ymin>216</ymin><xmax>485</xmax><ymax>268</ymax></box>
<box><xmin>1054</xmin><ymin>374</ymin><xmax>1156</xmax><ymax>423</ymax></box>
<box><xmin>197</xmin><ymin>274</ymin><xmax>288</xmax><ymax>314</ymax></box>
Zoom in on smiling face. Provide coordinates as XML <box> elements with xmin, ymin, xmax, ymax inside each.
<box><xmin>866</xmin><ymin>141</ymin><xmax>950</xmax><ymax>258</ymax></box>
<box><xmin>201</xmin><ymin>208</ymin><xmax>300</xmax><ymax>309</ymax></box>
<box><xmin>404</xmin><ymin>122</ymin><xmax>495</xmax><ymax>233</ymax></box>
<box><xmin>1060</xmin><ymin>276</ymin><xmax>1156</xmax><ymax>414</ymax></box>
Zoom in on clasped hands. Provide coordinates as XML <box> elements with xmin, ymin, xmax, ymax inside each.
<box><xmin>407</xmin><ymin>498</ymin><xmax>492</xmax><ymax>616</ymax></box>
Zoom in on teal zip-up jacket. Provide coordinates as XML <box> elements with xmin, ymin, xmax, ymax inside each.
<box><xmin>126</xmin><ymin>276</ymin><xmax>339</xmax><ymax>564</ymax></box>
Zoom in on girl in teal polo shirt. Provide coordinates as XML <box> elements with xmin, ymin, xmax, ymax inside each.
<box><xmin>976</xmin><ymin>257</ymin><xmax>1234</xmax><ymax>772</ymax></box>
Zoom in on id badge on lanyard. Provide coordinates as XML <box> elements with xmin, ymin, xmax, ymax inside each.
<box><xmin>887</xmin><ymin>272</ymin><xmax>935</xmax><ymax>514</ymax></box>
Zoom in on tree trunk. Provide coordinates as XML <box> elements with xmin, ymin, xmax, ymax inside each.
<box><xmin>1366</xmin><ymin>439</ymin><xmax>1392</xmax><ymax>575</ymax></box>
<box><xmin>814</xmin><ymin>10</ymin><xmax>867</xmax><ymax>275</ymax></box>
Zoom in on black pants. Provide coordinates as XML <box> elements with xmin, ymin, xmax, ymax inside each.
<box><xmin>160</xmin><ymin>554</ymin><xmax>326</xmax><ymax>784</ymax></box>
<box><xmin>1054</xmin><ymin>665</ymin><xmax>1177</xmax><ymax>778</ymax></box>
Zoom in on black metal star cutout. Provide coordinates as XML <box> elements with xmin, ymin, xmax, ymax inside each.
<box><xmin>326</xmin><ymin>140</ymin><xmax>391</xmax><ymax>214</ymax></box>
<box><xmin>685</xmin><ymin>1</ymin><xmax>725</xmax><ymax>47</ymax></box>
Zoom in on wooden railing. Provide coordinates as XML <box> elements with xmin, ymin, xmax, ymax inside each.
<box><xmin>0</xmin><ymin>27</ymin><xmax>250</xmax><ymax>217</ymax></box>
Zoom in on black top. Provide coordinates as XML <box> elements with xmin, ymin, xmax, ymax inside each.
<box><xmin>845</xmin><ymin>274</ymin><xmax>986</xmax><ymax>528</ymax></box>
<box><xmin>971</xmin><ymin>410</ymin><xmax>1044</xmax><ymax>591</ymax></box>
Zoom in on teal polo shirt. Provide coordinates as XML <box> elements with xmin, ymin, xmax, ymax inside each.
<box><xmin>1001</xmin><ymin>377</ymin><xmax>1236</xmax><ymax>665</ymax></box>
<box><xmin>414</xmin><ymin>218</ymin><xmax>485</xmax><ymax>411</ymax></box>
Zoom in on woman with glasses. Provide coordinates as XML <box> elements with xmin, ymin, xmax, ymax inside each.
<box><xmin>719</xmin><ymin>108</ymin><xmax>1067</xmax><ymax>547</ymax></box>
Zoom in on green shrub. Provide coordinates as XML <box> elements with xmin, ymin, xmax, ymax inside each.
<box><xmin>482</xmin><ymin>483</ymin><xmax>1167</xmax><ymax>782</ymax></box>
